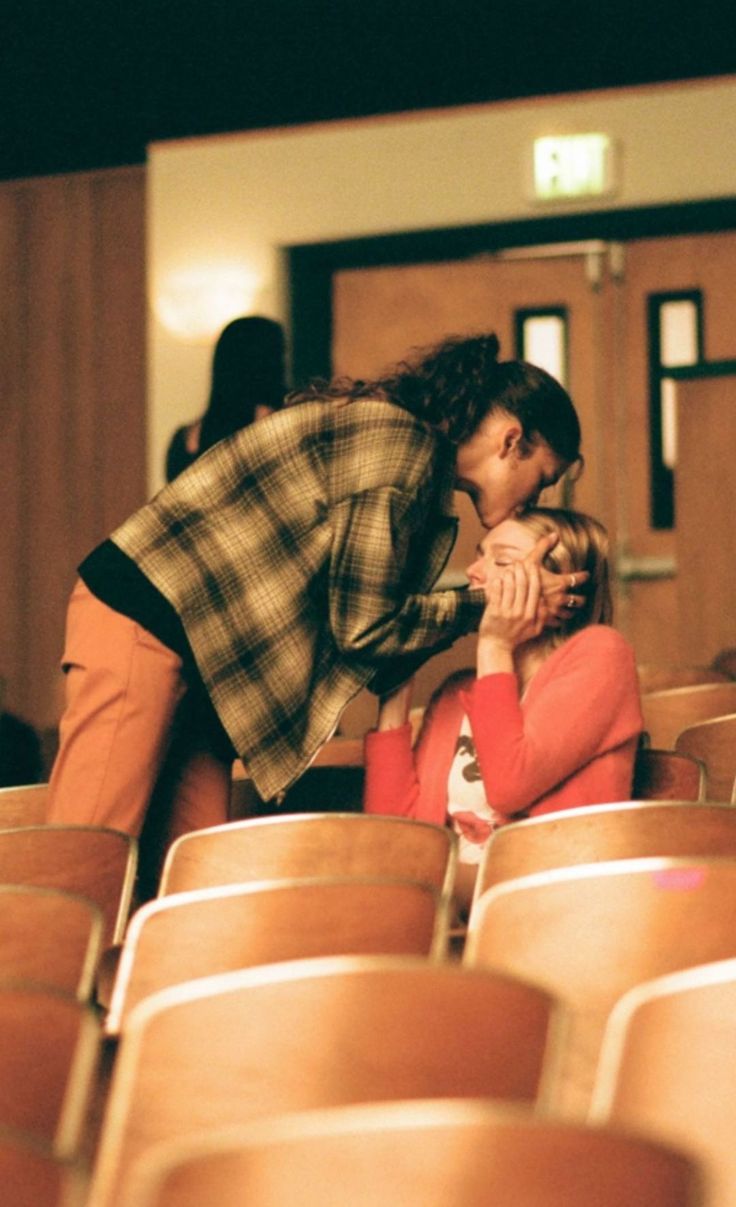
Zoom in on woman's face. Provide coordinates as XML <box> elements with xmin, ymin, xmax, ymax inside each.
<box><xmin>454</xmin><ymin>414</ymin><xmax>565</xmax><ymax>529</ymax></box>
<box><xmin>465</xmin><ymin>518</ymin><xmax>539</xmax><ymax>587</ymax></box>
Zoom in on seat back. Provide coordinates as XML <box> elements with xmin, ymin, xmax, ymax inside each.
<box><xmin>631</xmin><ymin>747</ymin><xmax>705</xmax><ymax>801</ymax></box>
<box><xmin>92</xmin><ymin>956</ymin><xmax>559</xmax><ymax>1206</ymax></box>
<box><xmin>0</xmin><ymin>886</ymin><xmax>103</xmax><ymax>1000</ymax></box>
<box><xmin>641</xmin><ymin>682</ymin><xmax>736</xmax><ymax>749</ymax></box>
<box><xmin>0</xmin><ymin>825</ymin><xmax>137</xmax><ymax>945</ymax></box>
<box><xmin>475</xmin><ymin>801</ymin><xmax>736</xmax><ymax>899</ymax></box>
<box><xmin>126</xmin><ymin>1103</ymin><xmax>699</xmax><ymax>1206</ymax></box>
<box><xmin>106</xmin><ymin>877</ymin><xmax>446</xmax><ymax>1033</ymax></box>
<box><xmin>0</xmin><ymin>1129</ymin><xmax>87</xmax><ymax>1207</ymax></box>
<box><xmin>637</xmin><ymin>663</ymin><xmax>730</xmax><ymax>693</ymax></box>
<box><xmin>0</xmin><ymin>783</ymin><xmax>49</xmax><ymax>829</ymax></box>
<box><xmin>0</xmin><ymin>986</ymin><xmax>100</xmax><ymax>1156</ymax></box>
<box><xmin>675</xmin><ymin>713</ymin><xmax>736</xmax><ymax>803</ymax></box>
<box><xmin>159</xmin><ymin>812</ymin><xmax>456</xmax><ymax>900</ymax></box>
<box><xmin>592</xmin><ymin>958</ymin><xmax>736</xmax><ymax>1207</ymax></box>
<box><xmin>465</xmin><ymin>856</ymin><xmax>736</xmax><ymax>1116</ymax></box>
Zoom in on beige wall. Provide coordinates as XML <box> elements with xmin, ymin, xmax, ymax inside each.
<box><xmin>147</xmin><ymin>76</ymin><xmax>736</xmax><ymax>492</ymax></box>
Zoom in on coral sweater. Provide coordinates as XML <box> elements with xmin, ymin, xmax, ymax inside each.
<box><xmin>364</xmin><ymin>626</ymin><xmax>643</xmax><ymax>826</ymax></box>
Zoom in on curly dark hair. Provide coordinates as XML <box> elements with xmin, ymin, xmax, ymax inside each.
<box><xmin>288</xmin><ymin>332</ymin><xmax>581</xmax><ymax>464</ymax></box>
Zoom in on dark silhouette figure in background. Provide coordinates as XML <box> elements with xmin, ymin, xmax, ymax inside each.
<box><xmin>165</xmin><ymin>315</ymin><xmax>288</xmax><ymax>481</ymax></box>
<box><xmin>0</xmin><ymin>677</ymin><xmax>44</xmax><ymax>787</ymax></box>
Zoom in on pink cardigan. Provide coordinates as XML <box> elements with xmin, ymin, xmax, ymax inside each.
<box><xmin>364</xmin><ymin>626</ymin><xmax>643</xmax><ymax>826</ymax></box>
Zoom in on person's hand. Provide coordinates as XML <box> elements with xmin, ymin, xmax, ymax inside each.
<box><xmin>377</xmin><ymin>678</ymin><xmax>414</xmax><ymax>731</ymax></box>
<box><xmin>478</xmin><ymin>558</ymin><xmax>545</xmax><ymax>653</ymax></box>
<box><xmin>523</xmin><ymin>532</ymin><xmax>588</xmax><ymax>627</ymax></box>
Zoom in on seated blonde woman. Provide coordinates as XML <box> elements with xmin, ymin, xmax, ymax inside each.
<box><xmin>363</xmin><ymin>508</ymin><xmax>643</xmax><ymax>910</ymax></box>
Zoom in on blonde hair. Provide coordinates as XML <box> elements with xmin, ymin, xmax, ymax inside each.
<box><xmin>515</xmin><ymin>507</ymin><xmax>612</xmax><ymax>646</ymax></box>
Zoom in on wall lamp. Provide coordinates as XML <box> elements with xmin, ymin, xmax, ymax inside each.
<box><xmin>154</xmin><ymin>264</ymin><xmax>262</xmax><ymax>342</ymax></box>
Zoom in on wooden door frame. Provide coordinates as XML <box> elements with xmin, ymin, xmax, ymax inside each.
<box><xmin>287</xmin><ymin>198</ymin><xmax>736</xmax><ymax>388</ymax></box>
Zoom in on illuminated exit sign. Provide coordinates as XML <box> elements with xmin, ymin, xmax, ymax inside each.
<box><xmin>531</xmin><ymin>134</ymin><xmax>616</xmax><ymax>201</ymax></box>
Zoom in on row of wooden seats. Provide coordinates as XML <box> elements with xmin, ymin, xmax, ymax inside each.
<box><xmin>0</xmin><ymin>796</ymin><xmax>714</xmax><ymax>1202</ymax></box>
<box><xmin>0</xmin><ymin>787</ymin><xmax>735</xmax><ymax>1021</ymax></box>
<box><xmin>2</xmin><ymin>944</ymin><xmax>726</xmax><ymax>1204</ymax></box>
<box><xmin>0</xmin><ymin>704</ymin><xmax>728</xmax><ymax>1202</ymax></box>
<box><xmin>93</xmin><ymin>846</ymin><xmax>736</xmax><ymax>1205</ymax></box>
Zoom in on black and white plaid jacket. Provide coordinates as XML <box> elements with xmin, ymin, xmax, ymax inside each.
<box><xmin>112</xmin><ymin>398</ymin><xmax>484</xmax><ymax>799</ymax></box>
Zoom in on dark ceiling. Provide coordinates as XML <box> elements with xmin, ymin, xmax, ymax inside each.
<box><xmin>3</xmin><ymin>0</ymin><xmax>735</xmax><ymax>182</ymax></box>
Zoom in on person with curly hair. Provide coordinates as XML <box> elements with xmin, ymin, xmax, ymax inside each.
<box><xmin>47</xmin><ymin>332</ymin><xmax>583</xmax><ymax>850</ymax></box>
<box><xmin>364</xmin><ymin>507</ymin><xmax>643</xmax><ymax>912</ymax></box>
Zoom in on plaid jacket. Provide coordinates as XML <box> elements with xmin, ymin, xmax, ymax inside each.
<box><xmin>112</xmin><ymin>399</ymin><xmax>485</xmax><ymax>800</ymax></box>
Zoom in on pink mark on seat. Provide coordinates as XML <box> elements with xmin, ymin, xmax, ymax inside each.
<box><xmin>652</xmin><ymin>868</ymin><xmax>707</xmax><ymax>891</ymax></box>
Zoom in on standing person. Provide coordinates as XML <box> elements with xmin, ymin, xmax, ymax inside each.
<box><xmin>364</xmin><ymin>507</ymin><xmax>643</xmax><ymax>912</ymax></box>
<box><xmin>47</xmin><ymin>333</ymin><xmax>583</xmax><ymax>846</ymax></box>
<box><xmin>165</xmin><ymin>315</ymin><xmax>287</xmax><ymax>481</ymax></box>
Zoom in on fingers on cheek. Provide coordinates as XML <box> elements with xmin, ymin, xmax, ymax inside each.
<box><xmin>488</xmin><ymin>578</ymin><xmax>503</xmax><ymax>606</ymax></box>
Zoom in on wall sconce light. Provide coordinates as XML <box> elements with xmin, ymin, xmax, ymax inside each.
<box><xmin>154</xmin><ymin>264</ymin><xmax>262</xmax><ymax>342</ymax></box>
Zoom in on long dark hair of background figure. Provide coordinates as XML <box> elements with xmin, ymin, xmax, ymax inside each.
<box><xmin>165</xmin><ymin>315</ymin><xmax>288</xmax><ymax>481</ymax></box>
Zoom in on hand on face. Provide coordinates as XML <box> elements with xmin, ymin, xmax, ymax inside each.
<box><xmin>467</xmin><ymin>522</ymin><xmax>589</xmax><ymax>645</ymax></box>
<box><xmin>478</xmin><ymin>556</ymin><xmax>545</xmax><ymax>650</ymax></box>
<box><xmin>529</xmin><ymin>533</ymin><xmax>588</xmax><ymax>627</ymax></box>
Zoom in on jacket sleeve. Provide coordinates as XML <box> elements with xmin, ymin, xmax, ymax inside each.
<box><xmin>462</xmin><ymin>628</ymin><xmax>643</xmax><ymax>816</ymax></box>
<box><xmin>328</xmin><ymin>486</ymin><xmax>484</xmax><ymax>659</ymax></box>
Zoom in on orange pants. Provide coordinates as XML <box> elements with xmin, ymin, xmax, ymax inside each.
<box><xmin>47</xmin><ymin>581</ymin><xmax>231</xmax><ymax>842</ymax></box>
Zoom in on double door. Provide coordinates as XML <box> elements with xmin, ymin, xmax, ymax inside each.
<box><xmin>330</xmin><ymin>230</ymin><xmax>736</xmax><ymax>732</ymax></box>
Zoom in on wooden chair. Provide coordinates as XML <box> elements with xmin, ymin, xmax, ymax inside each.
<box><xmin>0</xmin><ymin>1128</ymin><xmax>87</xmax><ymax>1207</ymax></box>
<box><xmin>473</xmin><ymin>801</ymin><xmax>736</xmax><ymax>901</ymax></box>
<box><xmin>159</xmin><ymin>812</ymin><xmax>456</xmax><ymax>900</ymax></box>
<box><xmin>0</xmin><ymin>825</ymin><xmax>137</xmax><ymax>946</ymax></box>
<box><xmin>0</xmin><ymin>783</ymin><xmax>49</xmax><ymax>829</ymax></box>
<box><xmin>641</xmin><ymin>681</ymin><xmax>736</xmax><ymax>749</ymax></box>
<box><xmin>465</xmin><ymin>856</ymin><xmax>736</xmax><ymax>1117</ymax></box>
<box><xmin>592</xmin><ymin>957</ymin><xmax>736</xmax><ymax>1207</ymax></box>
<box><xmin>675</xmin><ymin>713</ymin><xmax>736</xmax><ymax>803</ymax></box>
<box><xmin>123</xmin><ymin>1101</ymin><xmax>699</xmax><ymax>1207</ymax></box>
<box><xmin>0</xmin><ymin>986</ymin><xmax>100</xmax><ymax>1157</ymax></box>
<box><xmin>637</xmin><ymin>663</ymin><xmax>730</xmax><ymax>693</ymax></box>
<box><xmin>106</xmin><ymin>876</ymin><xmax>447</xmax><ymax>1033</ymax></box>
<box><xmin>631</xmin><ymin>747</ymin><xmax>705</xmax><ymax>801</ymax></box>
<box><xmin>0</xmin><ymin>885</ymin><xmax>103</xmax><ymax>1000</ymax></box>
<box><xmin>91</xmin><ymin>955</ymin><xmax>560</xmax><ymax>1206</ymax></box>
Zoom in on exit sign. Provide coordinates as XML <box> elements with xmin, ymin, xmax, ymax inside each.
<box><xmin>531</xmin><ymin>134</ymin><xmax>616</xmax><ymax>201</ymax></box>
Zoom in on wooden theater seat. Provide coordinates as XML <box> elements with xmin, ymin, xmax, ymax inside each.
<box><xmin>123</xmin><ymin>1100</ymin><xmax>698</xmax><ymax>1207</ymax></box>
<box><xmin>0</xmin><ymin>885</ymin><xmax>103</xmax><ymax>1000</ymax></box>
<box><xmin>474</xmin><ymin>800</ymin><xmax>736</xmax><ymax>900</ymax></box>
<box><xmin>675</xmin><ymin>714</ymin><xmax>736</xmax><ymax>803</ymax></box>
<box><xmin>465</xmin><ymin>856</ymin><xmax>736</xmax><ymax>1116</ymax></box>
<box><xmin>641</xmin><ymin>681</ymin><xmax>736</xmax><ymax>749</ymax></box>
<box><xmin>0</xmin><ymin>825</ymin><xmax>137</xmax><ymax>947</ymax></box>
<box><xmin>159</xmin><ymin>812</ymin><xmax>456</xmax><ymax>900</ymax></box>
<box><xmin>106</xmin><ymin>877</ymin><xmax>447</xmax><ymax>1033</ymax></box>
<box><xmin>91</xmin><ymin>956</ymin><xmax>558</xmax><ymax>1206</ymax></box>
<box><xmin>592</xmin><ymin>956</ymin><xmax>736</xmax><ymax>1207</ymax></box>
